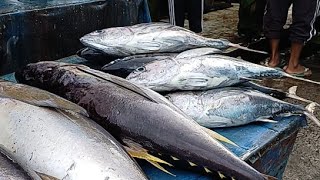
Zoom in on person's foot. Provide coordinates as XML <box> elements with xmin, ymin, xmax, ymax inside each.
<box><xmin>283</xmin><ymin>65</ymin><xmax>312</xmax><ymax>77</ymax></box>
<box><xmin>260</xmin><ymin>56</ymin><xmax>286</xmax><ymax>69</ymax></box>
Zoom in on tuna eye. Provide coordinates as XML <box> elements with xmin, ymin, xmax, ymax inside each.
<box><xmin>136</xmin><ymin>67</ymin><xmax>145</xmax><ymax>72</ymax></box>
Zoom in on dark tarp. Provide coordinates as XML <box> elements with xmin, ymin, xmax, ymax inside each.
<box><xmin>0</xmin><ymin>0</ymin><xmax>151</xmax><ymax>75</ymax></box>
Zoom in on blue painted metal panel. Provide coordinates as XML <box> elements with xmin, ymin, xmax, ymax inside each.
<box><xmin>0</xmin><ymin>55</ymin><xmax>307</xmax><ymax>180</ymax></box>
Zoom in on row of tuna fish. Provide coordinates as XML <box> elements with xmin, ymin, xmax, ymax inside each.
<box><xmin>0</xmin><ymin>61</ymin><xmax>276</xmax><ymax>180</ymax></box>
<box><xmin>79</xmin><ymin>22</ymin><xmax>320</xmax><ymax>128</ymax></box>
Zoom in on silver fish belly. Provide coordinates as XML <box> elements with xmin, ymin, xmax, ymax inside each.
<box><xmin>0</xmin><ymin>97</ymin><xmax>147</xmax><ymax>180</ymax></box>
<box><xmin>165</xmin><ymin>87</ymin><xmax>308</xmax><ymax>128</ymax></box>
<box><xmin>0</xmin><ymin>152</ymin><xmax>31</xmax><ymax>180</ymax></box>
<box><xmin>126</xmin><ymin>54</ymin><xmax>284</xmax><ymax>91</ymax></box>
<box><xmin>80</xmin><ymin>23</ymin><xmax>230</xmax><ymax>56</ymax></box>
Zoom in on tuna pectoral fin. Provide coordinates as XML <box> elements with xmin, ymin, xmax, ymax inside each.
<box><xmin>35</xmin><ymin>172</ymin><xmax>59</xmax><ymax>180</ymax></box>
<box><xmin>283</xmin><ymin>73</ymin><xmax>320</xmax><ymax>85</ymax></box>
<box><xmin>239</xmin><ymin>77</ymin><xmax>262</xmax><ymax>82</ymax></box>
<box><xmin>0</xmin><ymin>81</ymin><xmax>88</xmax><ymax>117</ymax></box>
<box><xmin>304</xmin><ymin>103</ymin><xmax>320</xmax><ymax>127</ymax></box>
<box><xmin>201</xmin><ymin>127</ymin><xmax>239</xmax><ymax>147</ymax></box>
<box><xmin>227</xmin><ymin>43</ymin><xmax>269</xmax><ymax>55</ymax></box>
<box><xmin>257</xmin><ymin>119</ymin><xmax>277</xmax><ymax>123</ymax></box>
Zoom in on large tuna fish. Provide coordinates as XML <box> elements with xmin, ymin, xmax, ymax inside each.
<box><xmin>0</xmin><ymin>151</ymin><xmax>31</xmax><ymax>180</ymax></box>
<box><xmin>80</xmin><ymin>23</ymin><xmax>268</xmax><ymax>57</ymax></box>
<box><xmin>101</xmin><ymin>48</ymin><xmax>222</xmax><ymax>78</ymax></box>
<box><xmin>0</xmin><ymin>83</ymin><xmax>147</xmax><ymax>180</ymax></box>
<box><xmin>16</xmin><ymin>62</ymin><xmax>276</xmax><ymax>180</ymax></box>
<box><xmin>165</xmin><ymin>87</ymin><xmax>320</xmax><ymax>128</ymax></box>
<box><xmin>126</xmin><ymin>54</ymin><xmax>320</xmax><ymax>91</ymax></box>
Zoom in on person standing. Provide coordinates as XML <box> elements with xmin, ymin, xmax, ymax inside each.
<box><xmin>263</xmin><ymin>0</ymin><xmax>319</xmax><ymax>77</ymax></box>
<box><xmin>168</xmin><ymin>0</ymin><xmax>204</xmax><ymax>33</ymax></box>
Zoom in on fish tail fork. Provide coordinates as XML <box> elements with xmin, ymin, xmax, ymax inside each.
<box><xmin>304</xmin><ymin>103</ymin><xmax>320</xmax><ymax>127</ymax></box>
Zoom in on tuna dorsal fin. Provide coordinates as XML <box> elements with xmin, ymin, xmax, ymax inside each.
<box><xmin>0</xmin><ymin>81</ymin><xmax>88</xmax><ymax>117</ymax></box>
<box><xmin>201</xmin><ymin>127</ymin><xmax>239</xmax><ymax>147</ymax></box>
<box><xmin>75</xmin><ymin>66</ymin><xmax>188</xmax><ymax>115</ymax></box>
<box><xmin>35</xmin><ymin>172</ymin><xmax>60</xmax><ymax>180</ymax></box>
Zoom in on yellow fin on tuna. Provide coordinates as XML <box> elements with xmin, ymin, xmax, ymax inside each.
<box><xmin>218</xmin><ymin>171</ymin><xmax>226</xmax><ymax>179</ymax></box>
<box><xmin>146</xmin><ymin>160</ymin><xmax>175</xmax><ymax>177</ymax></box>
<box><xmin>204</xmin><ymin>167</ymin><xmax>212</xmax><ymax>173</ymax></box>
<box><xmin>188</xmin><ymin>161</ymin><xmax>197</xmax><ymax>166</ymax></box>
<box><xmin>123</xmin><ymin>139</ymin><xmax>175</xmax><ymax>175</ymax></box>
<box><xmin>124</xmin><ymin>146</ymin><xmax>173</xmax><ymax>167</ymax></box>
<box><xmin>201</xmin><ymin>127</ymin><xmax>238</xmax><ymax>147</ymax></box>
<box><xmin>171</xmin><ymin>156</ymin><xmax>179</xmax><ymax>161</ymax></box>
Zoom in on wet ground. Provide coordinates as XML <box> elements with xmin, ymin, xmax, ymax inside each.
<box><xmin>196</xmin><ymin>4</ymin><xmax>320</xmax><ymax>180</ymax></box>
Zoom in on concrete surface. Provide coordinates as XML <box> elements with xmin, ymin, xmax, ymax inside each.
<box><xmin>194</xmin><ymin>4</ymin><xmax>320</xmax><ymax>180</ymax></box>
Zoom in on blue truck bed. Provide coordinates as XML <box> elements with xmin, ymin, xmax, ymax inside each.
<box><xmin>0</xmin><ymin>55</ymin><xmax>307</xmax><ymax>180</ymax></box>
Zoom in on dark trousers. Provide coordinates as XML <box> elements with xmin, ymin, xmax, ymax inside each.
<box><xmin>263</xmin><ymin>0</ymin><xmax>319</xmax><ymax>43</ymax></box>
<box><xmin>171</xmin><ymin>0</ymin><xmax>203</xmax><ymax>33</ymax></box>
<box><xmin>238</xmin><ymin>0</ymin><xmax>267</xmax><ymax>38</ymax></box>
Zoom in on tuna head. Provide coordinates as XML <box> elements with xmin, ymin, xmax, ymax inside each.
<box><xmin>126</xmin><ymin>58</ymin><xmax>180</xmax><ymax>91</ymax></box>
<box><xmin>80</xmin><ymin>27</ymin><xmax>134</xmax><ymax>56</ymax></box>
<box><xmin>15</xmin><ymin>61</ymin><xmax>69</xmax><ymax>85</ymax></box>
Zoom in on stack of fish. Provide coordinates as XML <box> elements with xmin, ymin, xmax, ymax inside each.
<box><xmin>2</xmin><ymin>22</ymin><xmax>319</xmax><ymax>179</ymax></box>
<box><xmin>79</xmin><ymin>22</ymin><xmax>320</xmax><ymax>128</ymax></box>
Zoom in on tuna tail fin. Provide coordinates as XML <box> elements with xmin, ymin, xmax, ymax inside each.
<box><xmin>283</xmin><ymin>73</ymin><xmax>320</xmax><ymax>85</ymax></box>
<box><xmin>227</xmin><ymin>42</ymin><xmax>269</xmax><ymax>55</ymax></box>
<box><xmin>201</xmin><ymin>127</ymin><xmax>239</xmax><ymax>147</ymax></box>
<box><xmin>304</xmin><ymin>103</ymin><xmax>320</xmax><ymax>127</ymax></box>
<box><xmin>286</xmin><ymin>86</ymin><xmax>320</xmax><ymax>107</ymax></box>
<box><xmin>35</xmin><ymin>171</ymin><xmax>59</xmax><ymax>180</ymax></box>
<box><xmin>262</xmin><ymin>174</ymin><xmax>278</xmax><ymax>180</ymax></box>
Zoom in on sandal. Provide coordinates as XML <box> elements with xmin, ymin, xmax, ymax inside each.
<box><xmin>283</xmin><ymin>66</ymin><xmax>312</xmax><ymax>77</ymax></box>
<box><xmin>260</xmin><ymin>58</ymin><xmax>287</xmax><ymax>71</ymax></box>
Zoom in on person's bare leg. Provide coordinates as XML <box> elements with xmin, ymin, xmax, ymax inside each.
<box><xmin>268</xmin><ymin>39</ymin><xmax>281</xmax><ymax>67</ymax></box>
<box><xmin>284</xmin><ymin>42</ymin><xmax>312</xmax><ymax>75</ymax></box>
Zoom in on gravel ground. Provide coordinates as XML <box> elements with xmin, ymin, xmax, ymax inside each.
<box><xmin>192</xmin><ymin>4</ymin><xmax>320</xmax><ymax>180</ymax></box>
